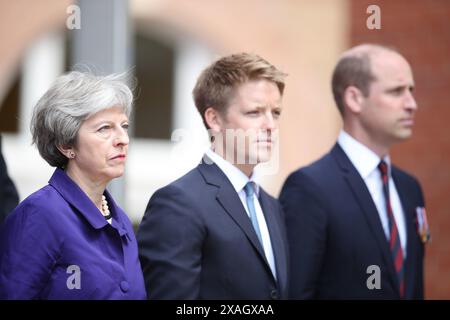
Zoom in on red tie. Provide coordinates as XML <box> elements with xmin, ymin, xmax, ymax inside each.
<box><xmin>378</xmin><ymin>161</ymin><xmax>405</xmax><ymax>298</ymax></box>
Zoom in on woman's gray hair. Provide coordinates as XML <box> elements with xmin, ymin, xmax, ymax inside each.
<box><xmin>31</xmin><ymin>71</ymin><xmax>133</xmax><ymax>168</ymax></box>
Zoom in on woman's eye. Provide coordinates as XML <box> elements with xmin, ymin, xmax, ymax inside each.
<box><xmin>122</xmin><ymin>124</ymin><xmax>129</xmax><ymax>130</ymax></box>
<box><xmin>98</xmin><ymin>125</ymin><xmax>111</xmax><ymax>132</ymax></box>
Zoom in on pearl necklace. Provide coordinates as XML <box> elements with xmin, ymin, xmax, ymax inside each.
<box><xmin>101</xmin><ymin>195</ymin><xmax>112</xmax><ymax>221</ymax></box>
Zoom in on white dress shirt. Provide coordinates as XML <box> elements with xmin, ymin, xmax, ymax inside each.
<box><xmin>338</xmin><ymin>131</ymin><xmax>407</xmax><ymax>256</ymax></box>
<box><xmin>205</xmin><ymin>149</ymin><xmax>277</xmax><ymax>278</ymax></box>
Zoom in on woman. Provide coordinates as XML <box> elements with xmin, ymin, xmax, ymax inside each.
<box><xmin>0</xmin><ymin>71</ymin><xmax>146</xmax><ymax>299</ymax></box>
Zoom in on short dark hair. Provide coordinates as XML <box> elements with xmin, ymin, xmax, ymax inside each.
<box><xmin>331</xmin><ymin>53</ymin><xmax>374</xmax><ymax>115</ymax></box>
<box><xmin>331</xmin><ymin>44</ymin><xmax>397</xmax><ymax>115</ymax></box>
<box><xmin>193</xmin><ymin>53</ymin><xmax>287</xmax><ymax>129</ymax></box>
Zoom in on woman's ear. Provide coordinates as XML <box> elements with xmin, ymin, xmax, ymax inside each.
<box><xmin>57</xmin><ymin>145</ymin><xmax>76</xmax><ymax>159</ymax></box>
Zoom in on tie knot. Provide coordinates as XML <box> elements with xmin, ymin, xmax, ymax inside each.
<box><xmin>244</xmin><ymin>181</ymin><xmax>256</xmax><ymax>197</ymax></box>
<box><xmin>378</xmin><ymin>160</ymin><xmax>389</xmax><ymax>176</ymax></box>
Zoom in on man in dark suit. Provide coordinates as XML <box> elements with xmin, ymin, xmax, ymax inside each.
<box><xmin>137</xmin><ymin>53</ymin><xmax>289</xmax><ymax>299</ymax></box>
<box><xmin>280</xmin><ymin>44</ymin><xmax>428</xmax><ymax>299</ymax></box>
<box><xmin>0</xmin><ymin>134</ymin><xmax>19</xmax><ymax>224</ymax></box>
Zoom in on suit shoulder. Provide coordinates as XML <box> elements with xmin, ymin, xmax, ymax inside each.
<box><xmin>283</xmin><ymin>152</ymin><xmax>336</xmax><ymax>187</ymax></box>
<box><xmin>146</xmin><ymin>166</ymin><xmax>210</xmax><ymax>215</ymax></box>
<box><xmin>14</xmin><ymin>185</ymin><xmax>66</xmax><ymax>218</ymax></box>
<box><xmin>152</xmin><ymin>166</ymin><xmax>204</xmax><ymax>199</ymax></box>
<box><xmin>2</xmin><ymin>185</ymin><xmax>67</xmax><ymax>236</ymax></box>
<box><xmin>141</xmin><ymin>167</ymin><xmax>207</xmax><ymax>232</ymax></box>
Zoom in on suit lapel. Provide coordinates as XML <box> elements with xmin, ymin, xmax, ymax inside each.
<box><xmin>197</xmin><ymin>157</ymin><xmax>271</xmax><ymax>273</ymax></box>
<box><xmin>391</xmin><ymin>168</ymin><xmax>418</xmax><ymax>299</ymax></box>
<box><xmin>259</xmin><ymin>190</ymin><xmax>287</xmax><ymax>290</ymax></box>
<box><xmin>331</xmin><ymin>144</ymin><xmax>399</xmax><ymax>292</ymax></box>
<box><xmin>216</xmin><ymin>186</ymin><xmax>268</xmax><ymax>262</ymax></box>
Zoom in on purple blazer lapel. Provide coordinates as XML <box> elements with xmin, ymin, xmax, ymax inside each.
<box><xmin>48</xmin><ymin>168</ymin><xmax>108</xmax><ymax>229</ymax></box>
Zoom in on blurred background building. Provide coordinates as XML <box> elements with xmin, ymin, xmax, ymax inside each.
<box><xmin>0</xmin><ymin>0</ymin><xmax>448</xmax><ymax>298</ymax></box>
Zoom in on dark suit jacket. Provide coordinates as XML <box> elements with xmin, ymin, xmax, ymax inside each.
<box><xmin>137</xmin><ymin>156</ymin><xmax>289</xmax><ymax>299</ymax></box>
<box><xmin>280</xmin><ymin>144</ymin><xmax>425</xmax><ymax>299</ymax></box>
<box><xmin>0</xmin><ymin>135</ymin><xmax>19</xmax><ymax>224</ymax></box>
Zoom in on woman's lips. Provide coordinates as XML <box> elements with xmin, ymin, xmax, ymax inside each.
<box><xmin>110</xmin><ymin>154</ymin><xmax>126</xmax><ymax>160</ymax></box>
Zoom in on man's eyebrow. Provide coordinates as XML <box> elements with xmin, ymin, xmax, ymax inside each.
<box><xmin>387</xmin><ymin>84</ymin><xmax>415</xmax><ymax>90</ymax></box>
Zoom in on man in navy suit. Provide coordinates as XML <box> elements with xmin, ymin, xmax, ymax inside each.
<box><xmin>137</xmin><ymin>53</ymin><xmax>289</xmax><ymax>299</ymax></box>
<box><xmin>280</xmin><ymin>44</ymin><xmax>428</xmax><ymax>299</ymax></box>
<box><xmin>0</xmin><ymin>134</ymin><xmax>19</xmax><ymax>224</ymax></box>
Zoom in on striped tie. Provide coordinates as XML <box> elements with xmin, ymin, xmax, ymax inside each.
<box><xmin>378</xmin><ymin>161</ymin><xmax>405</xmax><ymax>297</ymax></box>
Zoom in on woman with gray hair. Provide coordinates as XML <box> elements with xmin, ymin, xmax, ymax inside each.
<box><xmin>0</xmin><ymin>71</ymin><xmax>146</xmax><ymax>299</ymax></box>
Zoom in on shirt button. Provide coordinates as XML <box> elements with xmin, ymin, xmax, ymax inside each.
<box><xmin>270</xmin><ymin>289</ymin><xmax>278</xmax><ymax>300</ymax></box>
<box><xmin>120</xmin><ymin>281</ymin><xmax>129</xmax><ymax>293</ymax></box>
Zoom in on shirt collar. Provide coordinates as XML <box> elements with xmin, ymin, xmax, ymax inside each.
<box><xmin>48</xmin><ymin>168</ymin><xmax>129</xmax><ymax>236</ymax></box>
<box><xmin>205</xmin><ymin>149</ymin><xmax>259</xmax><ymax>195</ymax></box>
<box><xmin>337</xmin><ymin>130</ymin><xmax>391</xmax><ymax>178</ymax></box>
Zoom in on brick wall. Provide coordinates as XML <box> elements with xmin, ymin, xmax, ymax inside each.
<box><xmin>350</xmin><ymin>0</ymin><xmax>450</xmax><ymax>299</ymax></box>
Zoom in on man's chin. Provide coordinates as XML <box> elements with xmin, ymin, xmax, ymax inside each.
<box><xmin>395</xmin><ymin>129</ymin><xmax>413</xmax><ymax>141</ymax></box>
<box><xmin>256</xmin><ymin>152</ymin><xmax>272</xmax><ymax>164</ymax></box>
<box><xmin>234</xmin><ymin>150</ymin><xmax>272</xmax><ymax>165</ymax></box>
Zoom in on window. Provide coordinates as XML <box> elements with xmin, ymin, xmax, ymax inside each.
<box><xmin>133</xmin><ymin>32</ymin><xmax>175</xmax><ymax>139</ymax></box>
<box><xmin>0</xmin><ymin>75</ymin><xmax>20</xmax><ymax>133</ymax></box>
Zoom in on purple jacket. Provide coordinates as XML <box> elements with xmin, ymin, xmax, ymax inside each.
<box><xmin>0</xmin><ymin>168</ymin><xmax>146</xmax><ymax>299</ymax></box>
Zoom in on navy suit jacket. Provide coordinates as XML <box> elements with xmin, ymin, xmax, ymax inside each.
<box><xmin>137</xmin><ymin>156</ymin><xmax>289</xmax><ymax>300</ymax></box>
<box><xmin>280</xmin><ymin>144</ymin><xmax>425</xmax><ymax>299</ymax></box>
<box><xmin>0</xmin><ymin>135</ymin><xmax>19</xmax><ymax>224</ymax></box>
